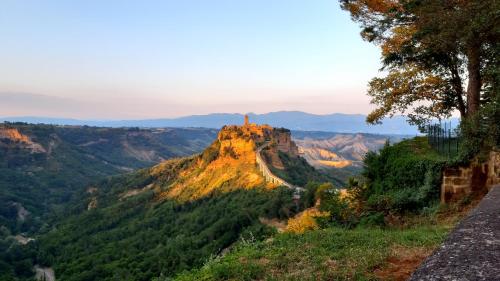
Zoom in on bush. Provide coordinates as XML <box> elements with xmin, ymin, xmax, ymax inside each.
<box><xmin>361</xmin><ymin>138</ymin><xmax>446</xmax><ymax>214</ymax></box>
<box><xmin>201</xmin><ymin>141</ymin><xmax>220</xmax><ymax>163</ymax></box>
<box><xmin>314</xmin><ymin>183</ymin><xmax>355</xmax><ymax>226</ymax></box>
<box><xmin>358</xmin><ymin>212</ymin><xmax>385</xmax><ymax>227</ymax></box>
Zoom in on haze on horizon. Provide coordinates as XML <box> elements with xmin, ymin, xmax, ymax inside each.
<box><xmin>0</xmin><ymin>0</ymin><xmax>381</xmax><ymax>119</ymax></box>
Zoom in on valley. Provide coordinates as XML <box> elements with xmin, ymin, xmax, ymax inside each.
<box><xmin>0</xmin><ymin>121</ymin><xmax>410</xmax><ymax>281</ymax></box>
<box><xmin>31</xmin><ymin>122</ymin><xmax>323</xmax><ymax>280</ymax></box>
<box><xmin>0</xmin><ymin>123</ymin><xmax>217</xmax><ymax>237</ymax></box>
<box><xmin>2</xmin><ymin>1</ymin><xmax>496</xmax><ymax>279</ymax></box>
<box><xmin>293</xmin><ymin>131</ymin><xmax>407</xmax><ymax>182</ymax></box>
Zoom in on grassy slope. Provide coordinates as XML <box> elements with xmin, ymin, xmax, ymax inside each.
<box><xmin>172</xmin><ymin>224</ymin><xmax>450</xmax><ymax>281</ymax></box>
<box><xmin>172</xmin><ymin>202</ymin><xmax>476</xmax><ymax>281</ymax></box>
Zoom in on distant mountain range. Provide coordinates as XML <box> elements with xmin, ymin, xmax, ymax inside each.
<box><xmin>1</xmin><ymin>111</ymin><xmax>431</xmax><ymax>135</ymax></box>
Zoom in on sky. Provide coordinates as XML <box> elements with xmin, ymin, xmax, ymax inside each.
<box><xmin>0</xmin><ymin>0</ymin><xmax>382</xmax><ymax>119</ymax></box>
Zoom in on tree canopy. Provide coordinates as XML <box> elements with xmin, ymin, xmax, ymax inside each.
<box><xmin>341</xmin><ymin>0</ymin><xmax>499</xmax><ymax>127</ymax></box>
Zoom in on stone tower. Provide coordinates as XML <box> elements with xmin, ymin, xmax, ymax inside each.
<box><xmin>244</xmin><ymin>114</ymin><xmax>249</xmax><ymax>126</ymax></box>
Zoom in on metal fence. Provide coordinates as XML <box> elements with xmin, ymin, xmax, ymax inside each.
<box><xmin>427</xmin><ymin>122</ymin><xmax>461</xmax><ymax>157</ymax></box>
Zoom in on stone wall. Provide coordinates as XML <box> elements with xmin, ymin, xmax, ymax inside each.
<box><xmin>441</xmin><ymin>151</ymin><xmax>500</xmax><ymax>202</ymax></box>
<box><xmin>486</xmin><ymin>150</ymin><xmax>500</xmax><ymax>188</ymax></box>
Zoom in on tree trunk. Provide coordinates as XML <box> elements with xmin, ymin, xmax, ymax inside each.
<box><xmin>466</xmin><ymin>40</ymin><xmax>481</xmax><ymax>117</ymax></box>
<box><xmin>450</xmin><ymin>61</ymin><xmax>467</xmax><ymax>119</ymax></box>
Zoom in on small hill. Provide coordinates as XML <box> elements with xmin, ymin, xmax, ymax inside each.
<box><xmin>145</xmin><ymin>122</ymin><xmax>328</xmax><ymax>201</ymax></box>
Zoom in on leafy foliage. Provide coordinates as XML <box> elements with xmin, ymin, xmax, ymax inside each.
<box><xmin>457</xmin><ymin>93</ymin><xmax>500</xmax><ymax>161</ymax></box>
<box><xmin>315</xmin><ymin>183</ymin><xmax>354</xmax><ymax>226</ymax></box>
<box><xmin>0</xmin><ymin>228</ymin><xmax>38</xmax><ymax>281</ymax></box>
<box><xmin>341</xmin><ymin>0</ymin><xmax>499</xmax><ymax>126</ymax></box>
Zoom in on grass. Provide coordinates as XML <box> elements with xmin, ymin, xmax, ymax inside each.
<box><xmin>172</xmin><ymin>224</ymin><xmax>451</xmax><ymax>281</ymax></box>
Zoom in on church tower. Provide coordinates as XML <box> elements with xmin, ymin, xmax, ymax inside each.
<box><xmin>244</xmin><ymin>114</ymin><xmax>249</xmax><ymax>126</ymax></box>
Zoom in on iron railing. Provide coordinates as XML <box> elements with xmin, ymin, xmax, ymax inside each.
<box><xmin>427</xmin><ymin>122</ymin><xmax>460</xmax><ymax>157</ymax></box>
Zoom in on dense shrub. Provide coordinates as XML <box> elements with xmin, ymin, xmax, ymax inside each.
<box><xmin>314</xmin><ymin>183</ymin><xmax>356</xmax><ymax>226</ymax></box>
<box><xmin>361</xmin><ymin>137</ymin><xmax>446</xmax><ymax>214</ymax></box>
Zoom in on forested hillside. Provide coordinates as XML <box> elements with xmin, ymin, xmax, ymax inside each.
<box><xmin>30</xmin><ymin>124</ymin><xmax>326</xmax><ymax>280</ymax></box>
<box><xmin>0</xmin><ymin>123</ymin><xmax>217</xmax><ymax>235</ymax></box>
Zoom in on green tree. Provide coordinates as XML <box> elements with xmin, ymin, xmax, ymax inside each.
<box><xmin>341</xmin><ymin>0</ymin><xmax>499</xmax><ymax>127</ymax></box>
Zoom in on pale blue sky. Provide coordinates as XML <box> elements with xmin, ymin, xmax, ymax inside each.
<box><xmin>0</xmin><ymin>0</ymin><xmax>381</xmax><ymax>119</ymax></box>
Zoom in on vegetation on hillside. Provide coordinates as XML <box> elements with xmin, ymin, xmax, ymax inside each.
<box><xmin>361</xmin><ymin>137</ymin><xmax>447</xmax><ymax>214</ymax></box>
<box><xmin>0</xmin><ymin>229</ymin><xmax>38</xmax><ymax>281</ymax></box>
<box><xmin>170</xmin><ymin>224</ymin><xmax>449</xmax><ymax>281</ymax></box>
<box><xmin>37</xmin><ymin>184</ymin><xmax>298</xmax><ymax>280</ymax></box>
<box><xmin>166</xmin><ymin>136</ymin><xmax>473</xmax><ymax>281</ymax></box>
<box><xmin>0</xmin><ymin>123</ymin><xmax>217</xmax><ymax>281</ymax></box>
<box><xmin>0</xmin><ymin>123</ymin><xmax>216</xmax><ymax>235</ymax></box>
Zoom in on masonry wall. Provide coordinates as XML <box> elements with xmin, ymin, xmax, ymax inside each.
<box><xmin>441</xmin><ymin>151</ymin><xmax>500</xmax><ymax>203</ymax></box>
